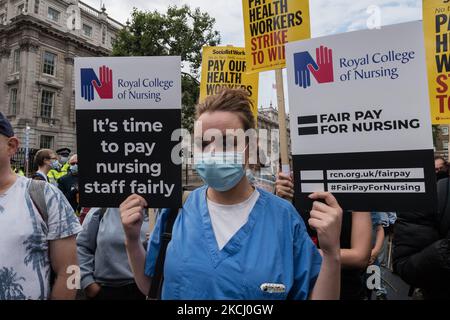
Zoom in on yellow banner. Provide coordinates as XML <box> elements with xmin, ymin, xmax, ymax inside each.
<box><xmin>200</xmin><ymin>46</ymin><xmax>259</xmax><ymax>119</ymax></box>
<box><xmin>424</xmin><ymin>0</ymin><xmax>450</xmax><ymax>124</ymax></box>
<box><xmin>242</xmin><ymin>0</ymin><xmax>310</xmax><ymax>73</ymax></box>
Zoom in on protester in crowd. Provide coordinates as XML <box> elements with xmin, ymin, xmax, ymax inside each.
<box><xmin>77</xmin><ymin>207</ymin><xmax>149</xmax><ymax>300</ymax></box>
<box><xmin>31</xmin><ymin>149</ymin><xmax>59</xmax><ymax>183</ymax></box>
<box><xmin>11</xmin><ymin>159</ymin><xmax>24</xmax><ymax>176</ymax></box>
<box><xmin>58</xmin><ymin>154</ymin><xmax>79</xmax><ymax>212</ymax></box>
<box><xmin>367</xmin><ymin>212</ymin><xmax>388</xmax><ymax>300</ymax></box>
<box><xmin>48</xmin><ymin>147</ymin><xmax>71</xmax><ymax>185</ymax></box>
<box><xmin>0</xmin><ymin>113</ymin><xmax>82</xmax><ymax>300</ymax></box>
<box><xmin>120</xmin><ymin>89</ymin><xmax>343</xmax><ymax>300</ymax></box>
<box><xmin>276</xmin><ymin>172</ymin><xmax>372</xmax><ymax>300</ymax></box>
<box><xmin>435</xmin><ymin>156</ymin><xmax>449</xmax><ymax>181</ymax></box>
<box><xmin>393</xmin><ymin>178</ymin><xmax>450</xmax><ymax>299</ymax></box>
<box><xmin>57</xmin><ymin>148</ymin><xmax>71</xmax><ymax>168</ymax></box>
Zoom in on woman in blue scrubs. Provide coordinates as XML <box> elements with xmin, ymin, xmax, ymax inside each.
<box><xmin>120</xmin><ymin>89</ymin><xmax>343</xmax><ymax>300</ymax></box>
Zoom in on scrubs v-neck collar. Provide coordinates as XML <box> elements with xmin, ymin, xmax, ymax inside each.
<box><xmin>199</xmin><ymin>186</ymin><xmax>267</xmax><ymax>268</ymax></box>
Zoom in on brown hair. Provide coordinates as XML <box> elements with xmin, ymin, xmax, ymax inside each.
<box><xmin>196</xmin><ymin>88</ymin><xmax>255</xmax><ymax>130</ymax></box>
<box><xmin>34</xmin><ymin>149</ymin><xmax>55</xmax><ymax>167</ymax></box>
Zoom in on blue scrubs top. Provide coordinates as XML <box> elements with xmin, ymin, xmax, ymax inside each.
<box><xmin>145</xmin><ymin>186</ymin><xmax>322</xmax><ymax>300</ymax></box>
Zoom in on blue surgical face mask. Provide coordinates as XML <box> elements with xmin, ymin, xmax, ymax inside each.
<box><xmin>70</xmin><ymin>164</ymin><xmax>78</xmax><ymax>175</ymax></box>
<box><xmin>194</xmin><ymin>150</ymin><xmax>246</xmax><ymax>192</ymax></box>
<box><xmin>50</xmin><ymin>160</ymin><xmax>61</xmax><ymax>171</ymax></box>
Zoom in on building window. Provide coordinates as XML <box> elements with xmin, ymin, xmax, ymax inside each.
<box><xmin>82</xmin><ymin>24</ymin><xmax>92</xmax><ymax>37</ymax></box>
<box><xmin>442</xmin><ymin>126</ymin><xmax>449</xmax><ymax>136</ymax></box>
<box><xmin>47</xmin><ymin>7</ymin><xmax>60</xmax><ymax>22</ymax></box>
<box><xmin>40</xmin><ymin>135</ymin><xmax>54</xmax><ymax>149</ymax></box>
<box><xmin>12</xmin><ymin>49</ymin><xmax>20</xmax><ymax>73</ymax></box>
<box><xmin>110</xmin><ymin>36</ymin><xmax>116</xmax><ymax>46</ymax></box>
<box><xmin>9</xmin><ymin>88</ymin><xmax>18</xmax><ymax>115</ymax></box>
<box><xmin>43</xmin><ymin>51</ymin><xmax>56</xmax><ymax>76</ymax></box>
<box><xmin>444</xmin><ymin>142</ymin><xmax>449</xmax><ymax>151</ymax></box>
<box><xmin>17</xmin><ymin>3</ymin><xmax>25</xmax><ymax>15</ymax></box>
<box><xmin>40</xmin><ymin>90</ymin><xmax>54</xmax><ymax>118</ymax></box>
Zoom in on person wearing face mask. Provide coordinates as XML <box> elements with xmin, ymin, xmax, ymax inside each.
<box><xmin>58</xmin><ymin>154</ymin><xmax>79</xmax><ymax>213</ymax></box>
<box><xmin>47</xmin><ymin>148</ymin><xmax>71</xmax><ymax>185</ymax></box>
<box><xmin>32</xmin><ymin>149</ymin><xmax>60</xmax><ymax>183</ymax></box>
<box><xmin>120</xmin><ymin>89</ymin><xmax>343</xmax><ymax>300</ymax></box>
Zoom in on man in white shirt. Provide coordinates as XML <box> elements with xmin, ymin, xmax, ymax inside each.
<box><xmin>0</xmin><ymin>113</ymin><xmax>82</xmax><ymax>300</ymax></box>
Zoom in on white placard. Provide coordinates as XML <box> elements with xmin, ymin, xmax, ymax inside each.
<box><xmin>285</xmin><ymin>21</ymin><xmax>437</xmax><ymax>212</ymax></box>
<box><xmin>75</xmin><ymin>56</ymin><xmax>181</xmax><ymax>110</ymax></box>
<box><xmin>286</xmin><ymin>21</ymin><xmax>433</xmax><ymax>156</ymax></box>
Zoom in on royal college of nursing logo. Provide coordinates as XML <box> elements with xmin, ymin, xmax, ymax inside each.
<box><xmin>80</xmin><ymin>65</ymin><xmax>114</xmax><ymax>101</ymax></box>
<box><xmin>294</xmin><ymin>46</ymin><xmax>335</xmax><ymax>89</ymax></box>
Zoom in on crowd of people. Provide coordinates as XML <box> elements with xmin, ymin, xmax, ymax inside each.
<box><xmin>0</xmin><ymin>89</ymin><xmax>449</xmax><ymax>300</ymax></box>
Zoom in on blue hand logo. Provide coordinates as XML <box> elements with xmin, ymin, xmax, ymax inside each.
<box><xmin>294</xmin><ymin>52</ymin><xmax>319</xmax><ymax>89</ymax></box>
<box><xmin>80</xmin><ymin>68</ymin><xmax>100</xmax><ymax>102</ymax></box>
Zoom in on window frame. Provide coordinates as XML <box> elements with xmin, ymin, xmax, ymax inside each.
<box><xmin>47</xmin><ymin>6</ymin><xmax>60</xmax><ymax>22</ymax></box>
<box><xmin>39</xmin><ymin>135</ymin><xmax>54</xmax><ymax>149</ymax></box>
<box><xmin>12</xmin><ymin>49</ymin><xmax>20</xmax><ymax>74</ymax></box>
<box><xmin>40</xmin><ymin>89</ymin><xmax>55</xmax><ymax>119</ymax></box>
<box><xmin>42</xmin><ymin>51</ymin><xmax>57</xmax><ymax>76</ymax></box>
<box><xmin>82</xmin><ymin>23</ymin><xmax>93</xmax><ymax>38</ymax></box>
<box><xmin>9</xmin><ymin>88</ymin><xmax>18</xmax><ymax>115</ymax></box>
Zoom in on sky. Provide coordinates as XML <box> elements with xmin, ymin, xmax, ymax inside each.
<box><xmin>83</xmin><ymin>0</ymin><xmax>423</xmax><ymax>111</ymax></box>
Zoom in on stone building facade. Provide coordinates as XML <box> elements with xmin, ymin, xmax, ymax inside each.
<box><xmin>435</xmin><ymin>125</ymin><xmax>450</xmax><ymax>160</ymax></box>
<box><xmin>257</xmin><ymin>104</ymin><xmax>291</xmax><ymax>168</ymax></box>
<box><xmin>0</xmin><ymin>0</ymin><xmax>122</xmax><ymax>151</ymax></box>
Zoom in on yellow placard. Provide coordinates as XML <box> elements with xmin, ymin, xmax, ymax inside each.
<box><xmin>424</xmin><ymin>0</ymin><xmax>450</xmax><ymax>124</ymax></box>
<box><xmin>200</xmin><ymin>46</ymin><xmax>259</xmax><ymax>119</ymax></box>
<box><xmin>242</xmin><ymin>0</ymin><xmax>310</xmax><ymax>73</ymax></box>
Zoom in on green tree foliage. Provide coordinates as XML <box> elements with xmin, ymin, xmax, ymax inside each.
<box><xmin>113</xmin><ymin>5</ymin><xmax>221</xmax><ymax>131</ymax></box>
